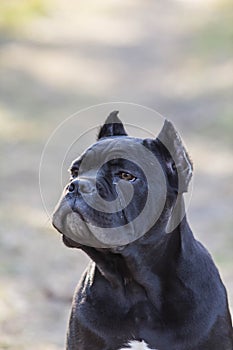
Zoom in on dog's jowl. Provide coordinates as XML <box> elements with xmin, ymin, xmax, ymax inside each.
<box><xmin>52</xmin><ymin>111</ymin><xmax>233</xmax><ymax>350</ymax></box>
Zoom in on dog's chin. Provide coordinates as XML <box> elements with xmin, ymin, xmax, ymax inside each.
<box><xmin>62</xmin><ymin>235</ymin><xmax>82</xmax><ymax>248</ymax></box>
<box><xmin>53</xmin><ymin>203</ymin><xmax>105</xmax><ymax>248</ymax></box>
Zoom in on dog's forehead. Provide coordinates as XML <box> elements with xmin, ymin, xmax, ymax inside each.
<box><xmin>72</xmin><ymin>136</ymin><xmax>144</xmax><ymax>166</ymax></box>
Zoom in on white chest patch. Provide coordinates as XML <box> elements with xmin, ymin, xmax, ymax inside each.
<box><xmin>120</xmin><ymin>340</ymin><xmax>157</xmax><ymax>350</ymax></box>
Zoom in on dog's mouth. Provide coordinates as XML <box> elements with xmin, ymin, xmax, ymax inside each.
<box><xmin>52</xmin><ymin>218</ymin><xmax>81</xmax><ymax>248</ymax></box>
<box><xmin>52</xmin><ymin>197</ymin><xmax>108</xmax><ymax>248</ymax></box>
<box><xmin>62</xmin><ymin>234</ymin><xmax>82</xmax><ymax>248</ymax></box>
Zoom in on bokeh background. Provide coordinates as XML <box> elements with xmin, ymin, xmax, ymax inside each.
<box><xmin>0</xmin><ymin>0</ymin><xmax>232</xmax><ymax>349</ymax></box>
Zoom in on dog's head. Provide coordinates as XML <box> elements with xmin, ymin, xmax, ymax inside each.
<box><xmin>52</xmin><ymin>111</ymin><xmax>193</xmax><ymax>249</ymax></box>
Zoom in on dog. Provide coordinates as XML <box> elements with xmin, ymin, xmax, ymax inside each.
<box><xmin>52</xmin><ymin>111</ymin><xmax>233</xmax><ymax>350</ymax></box>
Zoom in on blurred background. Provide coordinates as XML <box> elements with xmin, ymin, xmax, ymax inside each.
<box><xmin>0</xmin><ymin>0</ymin><xmax>232</xmax><ymax>349</ymax></box>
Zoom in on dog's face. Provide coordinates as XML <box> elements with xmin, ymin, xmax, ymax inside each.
<box><xmin>52</xmin><ymin>111</ymin><xmax>192</xmax><ymax>248</ymax></box>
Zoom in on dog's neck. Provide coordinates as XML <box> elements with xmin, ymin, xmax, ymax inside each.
<box><xmin>80</xmin><ymin>213</ymin><xmax>194</xmax><ymax>301</ymax></box>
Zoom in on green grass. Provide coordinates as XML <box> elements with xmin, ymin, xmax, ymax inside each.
<box><xmin>197</xmin><ymin>113</ymin><xmax>233</xmax><ymax>147</ymax></box>
<box><xmin>194</xmin><ymin>1</ymin><xmax>233</xmax><ymax>57</ymax></box>
<box><xmin>0</xmin><ymin>0</ymin><xmax>47</xmax><ymax>31</ymax></box>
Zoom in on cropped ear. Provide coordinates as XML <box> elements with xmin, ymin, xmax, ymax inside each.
<box><xmin>97</xmin><ymin>111</ymin><xmax>128</xmax><ymax>140</ymax></box>
<box><xmin>157</xmin><ymin>120</ymin><xmax>193</xmax><ymax>193</ymax></box>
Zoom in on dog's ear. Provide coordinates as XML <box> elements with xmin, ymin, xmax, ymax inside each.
<box><xmin>157</xmin><ymin>120</ymin><xmax>193</xmax><ymax>193</ymax></box>
<box><xmin>97</xmin><ymin>111</ymin><xmax>128</xmax><ymax>140</ymax></box>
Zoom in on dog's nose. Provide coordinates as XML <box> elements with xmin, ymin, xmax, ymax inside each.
<box><xmin>67</xmin><ymin>178</ymin><xmax>95</xmax><ymax>194</ymax></box>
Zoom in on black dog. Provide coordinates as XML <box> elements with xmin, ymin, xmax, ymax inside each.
<box><xmin>52</xmin><ymin>112</ymin><xmax>233</xmax><ymax>350</ymax></box>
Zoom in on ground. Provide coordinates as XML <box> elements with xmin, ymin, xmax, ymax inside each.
<box><xmin>0</xmin><ymin>0</ymin><xmax>232</xmax><ymax>349</ymax></box>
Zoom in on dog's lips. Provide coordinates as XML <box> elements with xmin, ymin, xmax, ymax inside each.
<box><xmin>62</xmin><ymin>234</ymin><xmax>81</xmax><ymax>248</ymax></box>
<box><xmin>52</xmin><ymin>197</ymin><xmax>105</xmax><ymax>247</ymax></box>
<box><xmin>52</xmin><ymin>196</ymin><xmax>79</xmax><ymax>235</ymax></box>
<box><xmin>52</xmin><ymin>221</ymin><xmax>63</xmax><ymax>234</ymax></box>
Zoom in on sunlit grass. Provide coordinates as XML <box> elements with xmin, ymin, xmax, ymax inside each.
<box><xmin>195</xmin><ymin>0</ymin><xmax>233</xmax><ymax>56</ymax></box>
<box><xmin>198</xmin><ymin>113</ymin><xmax>233</xmax><ymax>147</ymax></box>
<box><xmin>0</xmin><ymin>0</ymin><xmax>48</xmax><ymax>31</ymax></box>
<box><xmin>0</xmin><ymin>108</ymin><xmax>47</xmax><ymax>141</ymax></box>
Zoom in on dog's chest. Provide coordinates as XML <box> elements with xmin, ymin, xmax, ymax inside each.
<box><xmin>120</xmin><ymin>340</ymin><xmax>157</xmax><ymax>350</ymax></box>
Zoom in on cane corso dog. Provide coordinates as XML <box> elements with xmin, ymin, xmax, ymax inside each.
<box><xmin>52</xmin><ymin>112</ymin><xmax>233</xmax><ymax>350</ymax></box>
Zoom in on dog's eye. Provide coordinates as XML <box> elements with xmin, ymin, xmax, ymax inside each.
<box><xmin>117</xmin><ymin>172</ymin><xmax>136</xmax><ymax>182</ymax></box>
